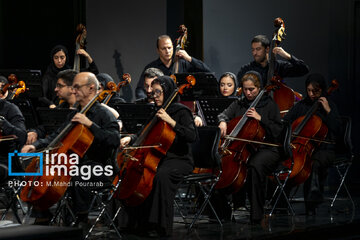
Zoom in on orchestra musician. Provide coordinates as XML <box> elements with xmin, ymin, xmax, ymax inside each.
<box><xmin>282</xmin><ymin>73</ymin><xmax>342</xmax><ymax>215</ymax></box>
<box><xmin>0</xmin><ymin>75</ymin><xmax>10</xmax><ymax>100</ymax></box>
<box><xmin>97</xmin><ymin>73</ymin><xmax>126</xmax><ymax>106</ymax></box>
<box><xmin>0</xmin><ymin>98</ymin><xmax>27</xmax><ymax>182</ymax></box>
<box><xmin>217</xmin><ymin>71</ymin><xmax>283</xmax><ymax>224</ymax></box>
<box><xmin>21</xmin><ymin>72</ymin><xmax>120</xmax><ymax>226</ymax></box>
<box><xmin>218</xmin><ymin>72</ymin><xmax>238</xmax><ymax>97</ymax></box>
<box><xmin>135</xmin><ymin>35</ymin><xmax>211</xmax><ymax>99</ymax></box>
<box><xmin>120</xmin><ymin>76</ymin><xmax>197</xmax><ymax>237</ymax></box>
<box><xmin>41</xmin><ymin>45</ymin><xmax>99</xmax><ymax>108</ymax></box>
<box><xmin>26</xmin><ymin>69</ymin><xmax>78</xmax><ymax>145</ymax></box>
<box><xmin>135</xmin><ymin>67</ymin><xmax>164</xmax><ymax>103</ymax></box>
<box><xmin>237</xmin><ymin>35</ymin><xmax>309</xmax><ymax>87</ymax></box>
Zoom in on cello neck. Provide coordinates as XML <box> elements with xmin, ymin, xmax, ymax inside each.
<box><xmin>73</xmin><ymin>43</ymin><xmax>80</xmax><ymax>72</ymax></box>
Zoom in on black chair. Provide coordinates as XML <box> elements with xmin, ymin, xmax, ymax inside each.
<box><xmin>266</xmin><ymin>121</ymin><xmax>295</xmax><ymax>217</ymax></box>
<box><xmin>330</xmin><ymin>116</ymin><xmax>354</xmax><ymax>209</ymax></box>
<box><xmin>174</xmin><ymin>126</ymin><xmax>222</xmax><ymax>231</ymax></box>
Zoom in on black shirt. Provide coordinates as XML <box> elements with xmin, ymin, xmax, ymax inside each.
<box><xmin>135</xmin><ymin>57</ymin><xmax>211</xmax><ymax>99</ymax></box>
<box><xmin>33</xmin><ymin>102</ymin><xmax>120</xmax><ymax>166</ymax></box>
<box><xmin>237</xmin><ymin>55</ymin><xmax>309</xmax><ymax>87</ymax></box>
<box><xmin>0</xmin><ymin>99</ymin><xmax>27</xmax><ymax>164</ymax></box>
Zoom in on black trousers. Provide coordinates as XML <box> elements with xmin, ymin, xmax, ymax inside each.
<box><xmin>247</xmin><ymin>148</ymin><xmax>281</xmax><ymax>221</ymax></box>
<box><xmin>303</xmin><ymin>149</ymin><xmax>335</xmax><ymax>208</ymax></box>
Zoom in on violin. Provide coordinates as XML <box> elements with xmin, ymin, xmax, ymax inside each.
<box><xmin>102</xmin><ymin>73</ymin><xmax>131</xmax><ymax>105</ymax></box>
<box><xmin>20</xmin><ymin>89</ymin><xmax>112</xmax><ymax>210</ymax></box>
<box><xmin>215</xmin><ymin>84</ymin><xmax>277</xmax><ymax>193</ymax></box>
<box><xmin>279</xmin><ymin>79</ymin><xmax>339</xmax><ymax>185</ymax></box>
<box><xmin>8</xmin><ymin>80</ymin><xmax>27</xmax><ymax>99</ymax></box>
<box><xmin>114</xmin><ymin>75</ymin><xmax>196</xmax><ymax>206</ymax></box>
<box><xmin>73</xmin><ymin>24</ymin><xmax>87</xmax><ymax>72</ymax></box>
<box><xmin>267</xmin><ymin>18</ymin><xmax>303</xmax><ymax>117</ymax></box>
<box><xmin>173</xmin><ymin>24</ymin><xmax>188</xmax><ymax>74</ymax></box>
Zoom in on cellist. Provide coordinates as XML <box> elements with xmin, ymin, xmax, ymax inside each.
<box><xmin>282</xmin><ymin>73</ymin><xmax>342</xmax><ymax>215</ymax></box>
<box><xmin>217</xmin><ymin>71</ymin><xmax>283</xmax><ymax>224</ymax></box>
<box><xmin>120</xmin><ymin>76</ymin><xmax>197</xmax><ymax>237</ymax></box>
<box><xmin>237</xmin><ymin>35</ymin><xmax>309</xmax><ymax>88</ymax></box>
<box><xmin>21</xmin><ymin>72</ymin><xmax>120</xmax><ymax>226</ymax></box>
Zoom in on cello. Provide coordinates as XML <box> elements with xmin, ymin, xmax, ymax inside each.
<box><xmin>115</xmin><ymin>75</ymin><xmax>196</xmax><ymax>206</ymax></box>
<box><xmin>280</xmin><ymin>79</ymin><xmax>339</xmax><ymax>185</ymax></box>
<box><xmin>215</xmin><ymin>83</ymin><xmax>277</xmax><ymax>193</ymax></box>
<box><xmin>20</xmin><ymin>89</ymin><xmax>112</xmax><ymax>210</ymax></box>
<box><xmin>267</xmin><ymin>17</ymin><xmax>303</xmax><ymax>117</ymax></box>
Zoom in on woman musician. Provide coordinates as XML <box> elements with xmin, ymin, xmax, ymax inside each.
<box><xmin>217</xmin><ymin>71</ymin><xmax>283</xmax><ymax>224</ymax></box>
<box><xmin>120</xmin><ymin>76</ymin><xmax>197</xmax><ymax>237</ymax></box>
<box><xmin>282</xmin><ymin>73</ymin><xmax>342</xmax><ymax>215</ymax></box>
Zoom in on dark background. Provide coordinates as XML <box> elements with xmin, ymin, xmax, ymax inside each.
<box><xmin>0</xmin><ymin>0</ymin><xmax>359</xmax><ymax>179</ymax></box>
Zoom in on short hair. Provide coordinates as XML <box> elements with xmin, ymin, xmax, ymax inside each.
<box><xmin>57</xmin><ymin>69</ymin><xmax>77</xmax><ymax>86</ymax></box>
<box><xmin>251</xmin><ymin>35</ymin><xmax>270</xmax><ymax>48</ymax></box>
<box><xmin>241</xmin><ymin>71</ymin><xmax>262</xmax><ymax>88</ymax></box>
<box><xmin>144</xmin><ymin>68</ymin><xmax>164</xmax><ymax>79</ymax></box>
<box><xmin>86</xmin><ymin>72</ymin><xmax>100</xmax><ymax>91</ymax></box>
<box><xmin>156</xmin><ymin>35</ymin><xmax>171</xmax><ymax>49</ymax></box>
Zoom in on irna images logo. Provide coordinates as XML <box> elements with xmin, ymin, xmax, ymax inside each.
<box><xmin>8</xmin><ymin>150</ymin><xmax>43</xmax><ymax>176</ymax></box>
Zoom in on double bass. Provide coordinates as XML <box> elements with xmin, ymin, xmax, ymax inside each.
<box><xmin>73</xmin><ymin>24</ymin><xmax>87</xmax><ymax>72</ymax></box>
<box><xmin>279</xmin><ymin>79</ymin><xmax>339</xmax><ymax>185</ymax></box>
<box><xmin>173</xmin><ymin>24</ymin><xmax>188</xmax><ymax>74</ymax></box>
<box><xmin>20</xmin><ymin>89</ymin><xmax>112</xmax><ymax>210</ymax></box>
<box><xmin>267</xmin><ymin>17</ymin><xmax>303</xmax><ymax>117</ymax></box>
<box><xmin>115</xmin><ymin>75</ymin><xmax>196</xmax><ymax>206</ymax></box>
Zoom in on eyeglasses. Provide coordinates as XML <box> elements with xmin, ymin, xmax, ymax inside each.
<box><xmin>151</xmin><ymin>89</ymin><xmax>163</xmax><ymax>97</ymax></box>
<box><xmin>71</xmin><ymin>83</ymin><xmax>89</xmax><ymax>90</ymax></box>
<box><xmin>56</xmin><ymin>83</ymin><xmax>67</xmax><ymax>89</ymax></box>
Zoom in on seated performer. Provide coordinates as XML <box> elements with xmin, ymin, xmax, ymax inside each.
<box><xmin>135</xmin><ymin>34</ymin><xmax>211</xmax><ymax>99</ymax></box>
<box><xmin>0</xmin><ymin>98</ymin><xmax>27</xmax><ymax>182</ymax></box>
<box><xmin>218</xmin><ymin>72</ymin><xmax>239</xmax><ymax>97</ymax></box>
<box><xmin>282</xmin><ymin>73</ymin><xmax>342</xmax><ymax>215</ymax></box>
<box><xmin>120</xmin><ymin>76</ymin><xmax>197</xmax><ymax>237</ymax></box>
<box><xmin>135</xmin><ymin>67</ymin><xmax>164</xmax><ymax>103</ymax></box>
<box><xmin>21</xmin><ymin>72</ymin><xmax>120</xmax><ymax>226</ymax></box>
<box><xmin>217</xmin><ymin>71</ymin><xmax>283</xmax><ymax>224</ymax></box>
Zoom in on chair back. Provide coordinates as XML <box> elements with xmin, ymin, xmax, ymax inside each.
<box><xmin>191</xmin><ymin>126</ymin><xmax>221</xmax><ymax>170</ymax></box>
<box><xmin>335</xmin><ymin>116</ymin><xmax>353</xmax><ymax>159</ymax></box>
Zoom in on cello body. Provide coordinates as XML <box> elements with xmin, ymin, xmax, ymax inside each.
<box><xmin>20</xmin><ymin>124</ymin><xmax>94</xmax><ymax>210</ymax></box>
<box><xmin>116</xmin><ymin>121</ymin><xmax>175</xmax><ymax>206</ymax></box>
<box><xmin>216</xmin><ymin>116</ymin><xmax>265</xmax><ymax>193</ymax></box>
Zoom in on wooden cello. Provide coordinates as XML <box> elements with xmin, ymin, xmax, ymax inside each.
<box><xmin>73</xmin><ymin>24</ymin><xmax>87</xmax><ymax>72</ymax></box>
<box><xmin>20</xmin><ymin>89</ymin><xmax>112</xmax><ymax>210</ymax></box>
<box><xmin>280</xmin><ymin>79</ymin><xmax>339</xmax><ymax>185</ymax></box>
<box><xmin>216</xmin><ymin>84</ymin><xmax>276</xmax><ymax>193</ymax></box>
<box><xmin>267</xmin><ymin>17</ymin><xmax>303</xmax><ymax>117</ymax></box>
<box><xmin>115</xmin><ymin>75</ymin><xmax>196</xmax><ymax>206</ymax></box>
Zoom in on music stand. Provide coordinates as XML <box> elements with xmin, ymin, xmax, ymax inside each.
<box><xmin>36</xmin><ymin>107</ymin><xmax>75</xmax><ymax>133</ymax></box>
<box><xmin>9</xmin><ymin>99</ymin><xmax>39</xmax><ymax>129</ymax></box>
<box><xmin>112</xmin><ymin>103</ymin><xmax>155</xmax><ymax>134</ymax></box>
<box><xmin>0</xmin><ymin>69</ymin><xmax>43</xmax><ymax>98</ymax></box>
<box><xmin>197</xmin><ymin>97</ymin><xmax>237</xmax><ymax>126</ymax></box>
<box><xmin>174</xmin><ymin>72</ymin><xmax>219</xmax><ymax>100</ymax></box>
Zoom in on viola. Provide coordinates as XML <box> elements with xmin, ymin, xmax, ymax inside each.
<box><xmin>102</xmin><ymin>73</ymin><xmax>131</xmax><ymax>105</ymax></box>
<box><xmin>73</xmin><ymin>24</ymin><xmax>87</xmax><ymax>72</ymax></box>
<box><xmin>216</xmin><ymin>85</ymin><xmax>276</xmax><ymax>193</ymax></box>
<box><xmin>267</xmin><ymin>18</ymin><xmax>303</xmax><ymax>117</ymax></box>
<box><xmin>173</xmin><ymin>24</ymin><xmax>188</xmax><ymax>74</ymax></box>
<box><xmin>279</xmin><ymin>79</ymin><xmax>339</xmax><ymax>185</ymax></box>
<box><xmin>20</xmin><ymin>90</ymin><xmax>112</xmax><ymax>210</ymax></box>
<box><xmin>8</xmin><ymin>80</ymin><xmax>27</xmax><ymax>99</ymax></box>
<box><xmin>114</xmin><ymin>75</ymin><xmax>196</xmax><ymax>206</ymax></box>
